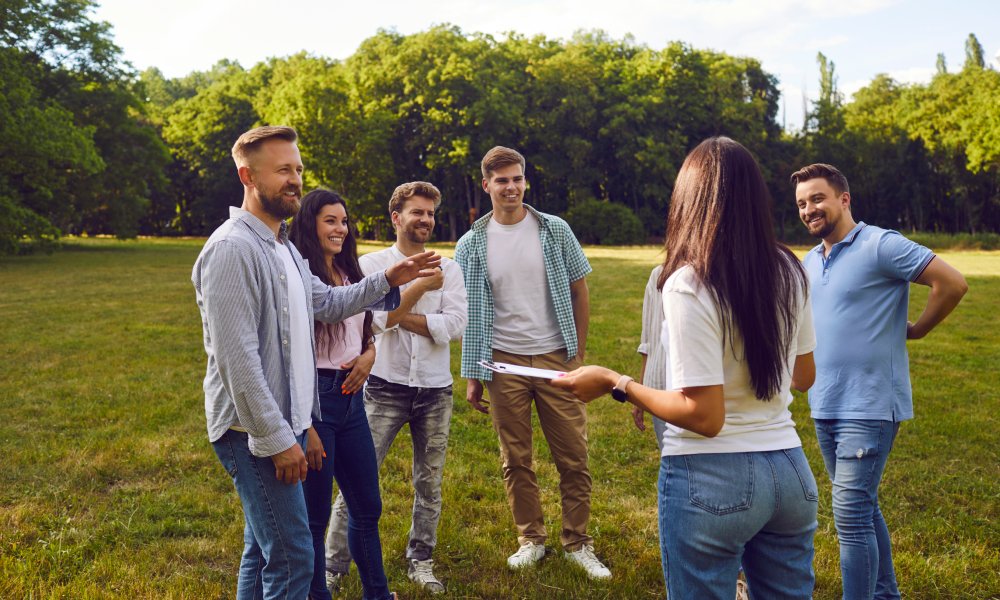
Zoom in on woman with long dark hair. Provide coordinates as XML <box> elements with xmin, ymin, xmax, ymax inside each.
<box><xmin>290</xmin><ymin>189</ymin><xmax>395</xmax><ymax>600</ymax></box>
<box><xmin>554</xmin><ymin>137</ymin><xmax>818</xmax><ymax>599</ymax></box>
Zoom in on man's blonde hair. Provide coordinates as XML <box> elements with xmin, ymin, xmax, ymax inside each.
<box><xmin>231</xmin><ymin>125</ymin><xmax>298</xmax><ymax>168</ymax></box>
<box><xmin>481</xmin><ymin>146</ymin><xmax>525</xmax><ymax>179</ymax></box>
<box><xmin>388</xmin><ymin>181</ymin><xmax>442</xmax><ymax>214</ymax></box>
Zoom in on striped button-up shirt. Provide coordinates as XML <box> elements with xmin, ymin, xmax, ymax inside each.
<box><xmin>638</xmin><ymin>265</ymin><xmax>668</xmax><ymax>390</ymax></box>
<box><xmin>192</xmin><ymin>207</ymin><xmax>400</xmax><ymax>457</ymax></box>
<box><xmin>455</xmin><ymin>204</ymin><xmax>591</xmax><ymax>381</ymax></box>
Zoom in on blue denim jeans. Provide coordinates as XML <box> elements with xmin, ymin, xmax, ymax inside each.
<box><xmin>212</xmin><ymin>430</ymin><xmax>313</xmax><ymax>600</ymax></box>
<box><xmin>327</xmin><ymin>376</ymin><xmax>453</xmax><ymax>569</ymax></box>
<box><xmin>815</xmin><ymin>419</ymin><xmax>901</xmax><ymax>600</ymax></box>
<box><xmin>302</xmin><ymin>370</ymin><xmax>391</xmax><ymax>600</ymax></box>
<box><xmin>658</xmin><ymin>448</ymin><xmax>818</xmax><ymax>600</ymax></box>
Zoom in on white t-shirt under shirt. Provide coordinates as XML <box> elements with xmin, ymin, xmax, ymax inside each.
<box><xmin>659</xmin><ymin>265</ymin><xmax>816</xmax><ymax>457</ymax></box>
<box><xmin>275</xmin><ymin>241</ymin><xmax>315</xmax><ymax>435</ymax></box>
<box><xmin>486</xmin><ymin>213</ymin><xmax>564</xmax><ymax>355</ymax></box>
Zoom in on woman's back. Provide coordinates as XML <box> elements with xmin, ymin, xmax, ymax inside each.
<box><xmin>657</xmin><ymin>264</ymin><xmax>815</xmax><ymax>456</ymax></box>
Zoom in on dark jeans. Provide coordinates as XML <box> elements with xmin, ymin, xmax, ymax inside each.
<box><xmin>302</xmin><ymin>369</ymin><xmax>390</xmax><ymax>600</ymax></box>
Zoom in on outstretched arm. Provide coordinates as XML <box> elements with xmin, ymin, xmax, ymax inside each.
<box><xmin>552</xmin><ymin>366</ymin><xmax>725</xmax><ymax>438</ymax></box>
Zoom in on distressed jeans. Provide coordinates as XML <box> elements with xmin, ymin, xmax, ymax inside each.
<box><xmin>326</xmin><ymin>375</ymin><xmax>453</xmax><ymax>571</ymax></box>
<box><xmin>212</xmin><ymin>430</ymin><xmax>314</xmax><ymax>600</ymax></box>
<box><xmin>815</xmin><ymin>419</ymin><xmax>901</xmax><ymax>600</ymax></box>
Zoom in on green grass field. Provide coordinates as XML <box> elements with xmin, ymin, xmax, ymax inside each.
<box><xmin>0</xmin><ymin>238</ymin><xmax>997</xmax><ymax>599</ymax></box>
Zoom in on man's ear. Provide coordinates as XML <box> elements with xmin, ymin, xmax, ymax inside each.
<box><xmin>482</xmin><ymin>177</ymin><xmax>489</xmax><ymax>192</ymax></box>
<box><xmin>390</xmin><ymin>210</ymin><xmax>401</xmax><ymax>232</ymax></box>
<box><xmin>841</xmin><ymin>191</ymin><xmax>852</xmax><ymax>211</ymax></box>
<box><xmin>237</xmin><ymin>165</ymin><xmax>254</xmax><ymax>187</ymax></box>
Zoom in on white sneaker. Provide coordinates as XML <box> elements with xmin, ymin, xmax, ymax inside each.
<box><xmin>507</xmin><ymin>542</ymin><xmax>546</xmax><ymax>569</ymax></box>
<box><xmin>565</xmin><ymin>544</ymin><xmax>611</xmax><ymax>579</ymax></box>
<box><xmin>408</xmin><ymin>558</ymin><xmax>445</xmax><ymax>594</ymax></box>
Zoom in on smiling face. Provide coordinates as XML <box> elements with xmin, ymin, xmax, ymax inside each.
<box><xmin>795</xmin><ymin>177</ymin><xmax>851</xmax><ymax>241</ymax></box>
<box><xmin>392</xmin><ymin>195</ymin><xmax>436</xmax><ymax>246</ymax></box>
<box><xmin>316</xmin><ymin>202</ymin><xmax>349</xmax><ymax>258</ymax></box>
<box><xmin>248</xmin><ymin>139</ymin><xmax>304</xmax><ymax>220</ymax></box>
<box><xmin>483</xmin><ymin>163</ymin><xmax>526</xmax><ymax>217</ymax></box>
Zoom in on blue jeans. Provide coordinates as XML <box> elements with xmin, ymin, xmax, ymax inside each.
<box><xmin>327</xmin><ymin>376</ymin><xmax>453</xmax><ymax>569</ymax></box>
<box><xmin>212</xmin><ymin>430</ymin><xmax>313</xmax><ymax>600</ymax></box>
<box><xmin>815</xmin><ymin>419</ymin><xmax>901</xmax><ymax>600</ymax></box>
<box><xmin>302</xmin><ymin>370</ymin><xmax>390</xmax><ymax>600</ymax></box>
<box><xmin>658</xmin><ymin>448</ymin><xmax>818</xmax><ymax>600</ymax></box>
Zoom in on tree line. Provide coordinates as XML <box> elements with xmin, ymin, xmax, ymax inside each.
<box><xmin>2</xmin><ymin>0</ymin><xmax>998</xmax><ymax>253</ymax></box>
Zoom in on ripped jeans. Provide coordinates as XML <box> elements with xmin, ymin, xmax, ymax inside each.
<box><xmin>815</xmin><ymin>419</ymin><xmax>901</xmax><ymax>600</ymax></box>
<box><xmin>327</xmin><ymin>376</ymin><xmax>453</xmax><ymax>571</ymax></box>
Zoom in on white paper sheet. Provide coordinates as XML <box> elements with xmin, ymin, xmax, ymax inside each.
<box><xmin>478</xmin><ymin>360</ymin><xmax>565</xmax><ymax>380</ymax></box>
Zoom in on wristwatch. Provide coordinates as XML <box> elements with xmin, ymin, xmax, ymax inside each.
<box><xmin>611</xmin><ymin>374</ymin><xmax>633</xmax><ymax>403</ymax></box>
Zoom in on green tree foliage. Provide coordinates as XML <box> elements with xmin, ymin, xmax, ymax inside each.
<box><xmin>5</xmin><ymin>20</ymin><xmax>999</xmax><ymax>248</ymax></box>
<box><xmin>800</xmin><ymin>33</ymin><xmax>1000</xmax><ymax>236</ymax></box>
<box><xmin>0</xmin><ymin>0</ymin><xmax>169</xmax><ymax>252</ymax></box>
<box><xmin>563</xmin><ymin>198</ymin><xmax>645</xmax><ymax>245</ymax></box>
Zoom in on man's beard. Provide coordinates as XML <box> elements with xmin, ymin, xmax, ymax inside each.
<box><xmin>403</xmin><ymin>223</ymin><xmax>432</xmax><ymax>244</ymax></box>
<box><xmin>806</xmin><ymin>212</ymin><xmax>836</xmax><ymax>239</ymax></box>
<box><xmin>258</xmin><ymin>186</ymin><xmax>300</xmax><ymax>220</ymax></box>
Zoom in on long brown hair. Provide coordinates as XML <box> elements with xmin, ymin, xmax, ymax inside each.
<box><xmin>658</xmin><ymin>137</ymin><xmax>806</xmax><ymax>400</ymax></box>
<box><xmin>289</xmin><ymin>189</ymin><xmax>373</xmax><ymax>358</ymax></box>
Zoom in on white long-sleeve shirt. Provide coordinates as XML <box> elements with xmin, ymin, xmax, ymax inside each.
<box><xmin>359</xmin><ymin>245</ymin><xmax>468</xmax><ymax>389</ymax></box>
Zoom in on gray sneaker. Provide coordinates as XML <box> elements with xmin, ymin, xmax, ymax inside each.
<box><xmin>407</xmin><ymin>558</ymin><xmax>445</xmax><ymax>594</ymax></box>
<box><xmin>325</xmin><ymin>569</ymin><xmax>345</xmax><ymax>594</ymax></box>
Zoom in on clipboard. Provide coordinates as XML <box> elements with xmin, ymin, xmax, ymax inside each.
<box><xmin>479</xmin><ymin>360</ymin><xmax>565</xmax><ymax>379</ymax></box>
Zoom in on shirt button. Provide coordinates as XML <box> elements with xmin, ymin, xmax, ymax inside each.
<box><xmin>282</xmin><ymin>339</ymin><xmax>288</xmax><ymax>345</ymax></box>
<box><xmin>282</xmin><ymin>306</ymin><xmax>287</xmax><ymax>312</ymax></box>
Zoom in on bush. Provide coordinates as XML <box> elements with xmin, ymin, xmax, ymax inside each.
<box><xmin>563</xmin><ymin>198</ymin><xmax>645</xmax><ymax>245</ymax></box>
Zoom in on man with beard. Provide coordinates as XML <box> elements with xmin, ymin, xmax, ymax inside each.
<box><xmin>324</xmin><ymin>181</ymin><xmax>467</xmax><ymax>595</ymax></box>
<box><xmin>792</xmin><ymin>163</ymin><xmax>967</xmax><ymax>599</ymax></box>
<box><xmin>192</xmin><ymin>126</ymin><xmax>440</xmax><ymax>599</ymax></box>
<box><xmin>455</xmin><ymin>146</ymin><xmax>611</xmax><ymax>580</ymax></box>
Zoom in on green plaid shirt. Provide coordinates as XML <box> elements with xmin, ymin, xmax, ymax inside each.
<box><xmin>454</xmin><ymin>204</ymin><xmax>592</xmax><ymax>381</ymax></box>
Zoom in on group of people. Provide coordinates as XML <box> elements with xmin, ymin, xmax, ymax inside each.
<box><xmin>192</xmin><ymin>125</ymin><xmax>967</xmax><ymax>600</ymax></box>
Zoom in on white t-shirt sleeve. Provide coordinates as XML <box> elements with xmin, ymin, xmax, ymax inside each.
<box><xmin>663</xmin><ymin>281</ymin><xmax>725</xmax><ymax>389</ymax></box>
<box><xmin>794</xmin><ymin>292</ymin><xmax>817</xmax><ymax>356</ymax></box>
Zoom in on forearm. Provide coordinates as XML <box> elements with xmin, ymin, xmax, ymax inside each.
<box><xmin>909</xmin><ymin>284</ymin><xmax>966</xmax><ymax>338</ymax></box>
<box><xmin>625</xmin><ymin>381</ymin><xmax>724</xmax><ymax>438</ymax></box>
<box><xmin>385</xmin><ymin>285</ymin><xmax>425</xmax><ymax>328</ymax></box>
<box><xmin>398</xmin><ymin>313</ymin><xmax>432</xmax><ymax>338</ymax></box>
<box><xmin>570</xmin><ymin>280</ymin><xmax>589</xmax><ymax>359</ymax></box>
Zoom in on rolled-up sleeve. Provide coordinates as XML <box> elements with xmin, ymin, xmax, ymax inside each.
<box><xmin>199</xmin><ymin>240</ymin><xmax>295</xmax><ymax>456</ymax></box>
<box><xmin>425</xmin><ymin>261</ymin><xmax>468</xmax><ymax>346</ymax></box>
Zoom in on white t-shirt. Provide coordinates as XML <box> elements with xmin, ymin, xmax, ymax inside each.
<box><xmin>659</xmin><ymin>265</ymin><xmax>816</xmax><ymax>456</ymax></box>
<box><xmin>275</xmin><ymin>242</ymin><xmax>315</xmax><ymax>434</ymax></box>
<box><xmin>486</xmin><ymin>214</ymin><xmax>563</xmax><ymax>355</ymax></box>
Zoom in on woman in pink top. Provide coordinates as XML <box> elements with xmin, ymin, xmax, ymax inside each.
<box><xmin>290</xmin><ymin>189</ymin><xmax>395</xmax><ymax>600</ymax></box>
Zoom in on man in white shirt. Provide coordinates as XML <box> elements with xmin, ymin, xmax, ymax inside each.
<box><xmin>325</xmin><ymin>182</ymin><xmax>467</xmax><ymax>594</ymax></box>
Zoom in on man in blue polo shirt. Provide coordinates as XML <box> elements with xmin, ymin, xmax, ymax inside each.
<box><xmin>791</xmin><ymin>163</ymin><xmax>967</xmax><ymax>599</ymax></box>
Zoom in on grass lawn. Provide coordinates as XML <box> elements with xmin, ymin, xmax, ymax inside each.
<box><xmin>0</xmin><ymin>238</ymin><xmax>996</xmax><ymax>599</ymax></box>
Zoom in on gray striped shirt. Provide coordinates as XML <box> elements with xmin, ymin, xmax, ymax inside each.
<box><xmin>192</xmin><ymin>207</ymin><xmax>400</xmax><ymax>457</ymax></box>
<box><xmin>638</xmin><ymin>265</ymin><xmax>667</xmax><ymax>390</ymax></box>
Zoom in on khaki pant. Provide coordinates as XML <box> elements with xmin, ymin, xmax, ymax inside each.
<box><xmin>484</xmin><ymin>348</ymin><xmax>593</xmax><ymax>551</ymax></box>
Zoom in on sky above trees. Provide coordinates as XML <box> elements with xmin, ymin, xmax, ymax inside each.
<box><xmin>93</xmin><ymin>0</ymin><xmax>1000</xmax><ymax>130</ymax></box>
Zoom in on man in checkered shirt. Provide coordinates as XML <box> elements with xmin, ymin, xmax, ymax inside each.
<box><xmin>454</xmin><ymin>146</ymin><xmax>611</xmax><ymax>580</ymax></box>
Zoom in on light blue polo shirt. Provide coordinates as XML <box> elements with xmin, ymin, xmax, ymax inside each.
<box><xmin>804</xmin><ymin>222</ymin><xmax>934</xmax><ymax>422</ymax></box>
